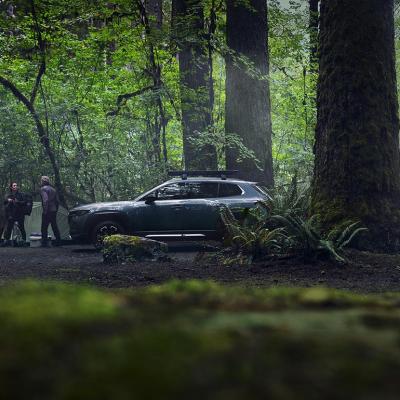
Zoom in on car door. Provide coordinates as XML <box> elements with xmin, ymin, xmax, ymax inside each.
<box><xmin>180</xmin><ymin>182</ymin><xmax>220</xmax><ymax>234</ymax></box>
<box><xmin>132</xmin><ymin>182</ymin><xmax>187</xmax><ymax>235</ymax></box>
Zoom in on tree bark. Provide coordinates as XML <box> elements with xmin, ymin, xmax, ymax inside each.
<box><xmin>312</xmin><ymin>0</ymin><xmax>400</xmax><ymax>250</ymax></box>
<box><xmin>172</xmin><ymin>0</ymin><xmax>218</xmax><ymax>170</ymax></box>
<box><xmin>146</xmin><ymin>0</ymin><xmax>163</xmax><ymax>29</ymax></box>
<box><xmin>146</xmin><ymin>0</ymin><xmax>168</xmax><ymax>166</ymax></box>
<box><xmin>225</xmin><ymin>0</ymin><xmax>274</xmax><ymax>186</ymax></box>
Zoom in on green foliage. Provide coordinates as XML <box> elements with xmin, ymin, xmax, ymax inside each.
<box><xmin>219</xmin><ymin>205</ymin><xmax>286</xmax><ymax>264</ymax></box>
<box><xmin>269</xmin><ymin>175</ymin><xmax>311</xmax><ymax>218</ymax></box>
<box><xmin>268</xmin><ymin>0</ymin><xmax>317</xmax><ymax>185</ymax></box>
<box><xmin>0</xmin><ymin>1</ymin><xmax>180</xmax><ymax>201</ymax></box>
<box><xmin>273</xmin><ymin>214</ymin><xmax>368</xmax><ymax>262</ymax></box>
<box><xmin>218</xmin><ymin>181</ymin><xmax>366</xmax><ymax>264</ymax></box>
<box><xmin>0</xmin><ymin>0</ymin><xmax>317</xmax><ymax>203</ymax></box>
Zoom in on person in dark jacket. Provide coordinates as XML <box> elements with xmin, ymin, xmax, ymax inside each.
<box><xmin>0</xmin><ymin>191</ymin><xmax>5</xmax><ymax>244</ymax></box>
<box><xmin>40</xmin><ymin>176</ymin><xmax>61</xmax><ymax>247</ymax></box>
<box><xmin>1</xmin><ymin>182</ymin><xmax>27</xmax><ymax>247</ymax></box>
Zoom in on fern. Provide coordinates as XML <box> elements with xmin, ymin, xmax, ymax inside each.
<box><xmin>272</xmin><ymin>214</ymin><xmax>367</xmax><ymax>263</ymax></box>
<box><xmin>219</xmin><ymin>205</ymin><xmax>287</xmax><ymax>263</ymax></box>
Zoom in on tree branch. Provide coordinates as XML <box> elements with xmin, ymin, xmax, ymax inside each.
<box><xmin>29</xmin><ymin>0</ymin><xmax>46</xmax><ymax>105</ymax></box>
<box><xmin>107</xmin><ymin>85</ymin><xmax>155</xmax><ymax>116</ymax></box>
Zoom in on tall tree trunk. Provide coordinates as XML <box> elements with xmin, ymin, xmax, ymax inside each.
<box><xmin>146</xmin><ymin>0</ymin><xmax>168</xmax><ymax>166</ymax></box>
<box><xmin>312</xmin><ymin>0</ymin><xmax>400</xmax><ymax>250</ymax></box>
<box><xmin>225</xmin><ymin>0</ymin><xmax>274</xmax><ymax>187</ymax></box>
<box><xmin>172</xmin><ymin>0</ymin><xmax>218</xmax><ymax>170</ymax></box>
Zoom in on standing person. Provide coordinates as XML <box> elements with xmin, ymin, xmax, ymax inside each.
<box><xmin>40</xmin><ymin>176</ymin><xmax>61</xmax><ymax>247</ymax></box>
<box><xmin>1</xmin><ymin>182</ymin><xmax>27</xmax><ymax>247</ymax></box>
<box><xmin>0</xmin><ymin>189</ymin><xmax>6</xmax><ymax>243</ymax></box>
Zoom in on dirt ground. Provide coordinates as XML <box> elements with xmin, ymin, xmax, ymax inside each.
<box><xmin>0</xmin><ymin>243</ymin><xmax>400</xmax><ymax>293</ymax></box>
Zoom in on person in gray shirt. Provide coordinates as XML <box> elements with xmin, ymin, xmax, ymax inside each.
<box><xmin>40</xmin><ymin>176</ymin><xmax>61</xmax><ymax>247</ymax></box>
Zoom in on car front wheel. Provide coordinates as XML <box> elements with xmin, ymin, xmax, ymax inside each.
<box><xmin>91</xmin><ymin>220</ymin><xmax>125</xmax><ymax>249</ymax></box>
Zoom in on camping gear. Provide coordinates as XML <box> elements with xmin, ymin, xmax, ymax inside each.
<box><xmin>25</xmin><ymin>202</ymin><xmax>70</xmax><ymax>242</ymax></box>
<box><xmin>29</xmin><ymin>232</ymin><xmax>41</xmax><ymax>247</ymax></box>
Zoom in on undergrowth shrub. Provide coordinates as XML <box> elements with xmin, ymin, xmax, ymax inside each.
<box><xmin>218</xmin><ymin>182</ymin><xmax>367</xmax><ymax>264</ymax></box>
<box><xmin>220</xmin><ymin>206</ymin><xmax>286</xmax><ymax>264</ymax></box>
<box><xmin>272</xmin><ymin>215</ymin><xmax>367</xmax><ymax>262</ymax></box>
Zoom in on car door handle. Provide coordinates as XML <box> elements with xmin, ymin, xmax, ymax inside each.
<box><xmin>173</xmin><ymin>206</ymin><xmax>183</xmax><ymax>211</ymax></box>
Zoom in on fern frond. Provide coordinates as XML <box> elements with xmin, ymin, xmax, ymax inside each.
<box><xmin>339</xmin><ymin>227</ymin><xmax>368</xmax><ymax>249</ymax></box>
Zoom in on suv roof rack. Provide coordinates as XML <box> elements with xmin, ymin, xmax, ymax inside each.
<box><xmin>168</xmin><ymin>170</ymin><xmax>238</xmax><ymax>180</ymax></box>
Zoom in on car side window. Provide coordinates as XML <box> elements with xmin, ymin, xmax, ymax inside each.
<box><xmin>218</xmin><ymin>183</ymin><xmax>242</xmax><ymax>197</ymax></box>
<box><xmin>184</xmin><ymin>182</ymin><xmax>219</xmax><ymax>199</ymax></box>
<box><xmin>156</xmin><ymin>182</ymin><xmax>186</xmax><ymax>200</ymax></box>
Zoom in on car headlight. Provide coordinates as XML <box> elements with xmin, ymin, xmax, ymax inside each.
<box><xmin>71</xmin><ymin>210</ymin><xmax>91</xmax><ymax>217</ymax></box>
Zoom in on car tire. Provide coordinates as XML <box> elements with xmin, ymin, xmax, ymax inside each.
<box><xmin>91</xmin><ymin>220</ymin><xmax>125</xmax><ymax>249</ymax></box>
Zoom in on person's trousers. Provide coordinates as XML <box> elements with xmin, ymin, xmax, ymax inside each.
<box><xmin>41</xmin><ymin>212</ymin><xmax>61</xmax><ymax>243</ymax></box>
<box><xmin>4</xmin><ymin>216</ymin><xmax>26</xmax><ymax>241</ymax></box>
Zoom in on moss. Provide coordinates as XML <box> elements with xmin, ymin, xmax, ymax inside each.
<box><xmin>133</xmin><ymin>280</ymin><xmax>395</xmax><ymax>311</ymax></box>
<box><xmin>102</xmin><ymin>234</ymin><xmax>168</xmax><ymax>264</ymax></box>
<box><xmin>1</xmin><ymin>280</ymin><xmax>400</xmax><ymax>399</ymax></box>
<box><xmin>312</xmin><ymin>192</ymin><xmax>400</xmax><ymax>251</ymax></box>
<box><xmin>103</xmin><ymin>234</ymin><xmax>142</xmax><ymax>246</ymax></box>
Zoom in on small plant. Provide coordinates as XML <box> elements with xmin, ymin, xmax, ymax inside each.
<box><xmin>219</xmin><ymin>206</ymin><xmax>286</xmax><ymax>264</ymax></box>
<box><xmin>269</xmin><ymin>177</ymin><xmax>311</xmax><ymax>218</ymax></box>
<box><xmin>272</xmin><ymin>214</ymin><xmax>367</xmax><ymax>262</ymax></box>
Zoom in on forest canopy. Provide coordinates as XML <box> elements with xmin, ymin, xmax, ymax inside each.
<box><xmin>0</xmin><ymin>0</ymin><xmax>316</xmax><ymax>204</ymax></box>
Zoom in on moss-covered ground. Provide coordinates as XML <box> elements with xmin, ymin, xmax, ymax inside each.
<box><xmin>0</xmin><ymin>280</ymin><xmax>400</xmax><ymax>399</ymax></box>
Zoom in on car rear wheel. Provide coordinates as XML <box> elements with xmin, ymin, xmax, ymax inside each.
<box><xmin>91</xmin><ymin>220</ymin><xmax>125</xmax><ymax>249</ymax></box>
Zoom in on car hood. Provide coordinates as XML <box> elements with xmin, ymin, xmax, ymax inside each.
<box><xmin>70</xmin><ymin>201</ymin><xmax>134</xmax><ymax>212</ymax></box>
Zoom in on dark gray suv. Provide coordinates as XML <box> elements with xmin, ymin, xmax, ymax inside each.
<box><xmin>68</xmin><ymin>174</ymin><xmax>269</xmax><ymax>245</ymax></box>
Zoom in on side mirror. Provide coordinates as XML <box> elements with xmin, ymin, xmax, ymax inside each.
<box><xmin>145</xmin><ymin>195</ymin><xmax>157</xmax><ymax>205</ymax></box>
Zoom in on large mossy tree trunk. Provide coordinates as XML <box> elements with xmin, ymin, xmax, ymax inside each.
<box><xmin>312</xmin><ymin>0</ymin><xmax>400</xmax><ymax>250</ymax></box>
<box><xmin>225</xmin><ymin>0</ymin><xmax>273</xmax><ymax>187</ymax></box>
<box><xmin>172</xmin><ymin>0</ymin><xmax>218</xmax><ymax>170</ymax></box>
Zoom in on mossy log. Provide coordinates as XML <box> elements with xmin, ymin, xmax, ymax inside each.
<box><xmin>102</xmin><ymin>234</ymin><xmax>168</xmax><ymax>263</ymax></box>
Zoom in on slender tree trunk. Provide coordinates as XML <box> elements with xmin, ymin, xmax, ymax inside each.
<box><xmin>225</xmin><ymin>0</ymin><xmax>274</xmax><ymax>186</ymax></box>
<box><xmin>309</xmin><ymin>0</ymin><xmax>319</xmax><ymax>67</ymax></box>
<box><xmin>172</xmin><ymin>0</ymin><xmax>218</xmax><ymax>170</ymax></box>
<box><xmin>146</xmin><ymin>0</ymin><xmax>163</xmax><ymax>29</ymax></box>
<box><xmin>137</xmin><ymin>0</ymin><xmax>165</xmax><ymax>166</ymax></box>
<box><xmin>147</xmin><ymin>0</ymin><xmax>168</xmax><ymax>166</ymax></box>
<box><xmin>207</xmin><ymin>0</ymin><xmax>217</xmax><ymax>126</ymax></box>
<box><xmin>312</xmin><ymin>0</ymin><xmax>400</xmax><ymax>250</ymax></box>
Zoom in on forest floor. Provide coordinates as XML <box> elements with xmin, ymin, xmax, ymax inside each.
<box><xmin>0</xmin><ymin>243</ymin><xmax>400</xmax><ymax>293</ymax></box>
